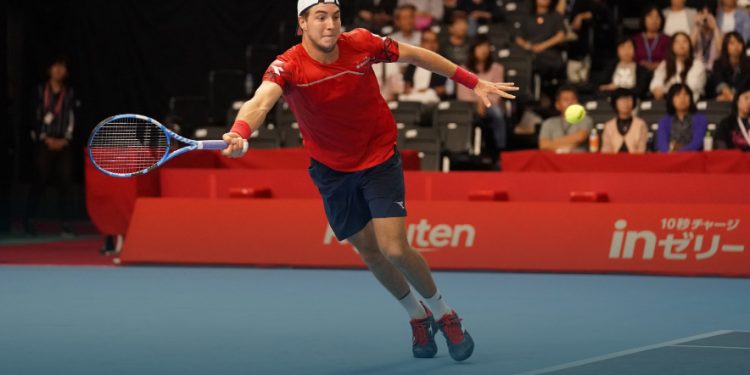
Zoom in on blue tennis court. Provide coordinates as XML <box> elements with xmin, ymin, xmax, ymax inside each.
<box><xmin>2</xmin><ymin>266</ymin><xmax>748</xmax><ymax>375</ymax></box>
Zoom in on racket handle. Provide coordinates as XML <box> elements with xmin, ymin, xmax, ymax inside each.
<box><xmin>199</xmin><ymin>140</ymin><xmax>249</xmax><ymax>152</ymax></box>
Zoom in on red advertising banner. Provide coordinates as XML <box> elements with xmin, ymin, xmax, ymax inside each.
<box><xmin>121</xmin><ymin>198</ymin><xmax>750</xmax><ymax>277</ymax></box>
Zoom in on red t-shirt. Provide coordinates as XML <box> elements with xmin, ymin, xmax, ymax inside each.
<box><xmin>262</xmin><ymin>28</ymin><xmax>400</xmax><ymax>172</ymax></box>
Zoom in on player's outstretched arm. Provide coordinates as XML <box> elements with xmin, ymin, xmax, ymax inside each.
<box><xmin>222</xmin><ymin>81</ymin><xmax>283</xmax><ymax>157</ymax></box>
<box><xmin>397</xmin><ymin>42</ymin><xmax>518</xmax><ymax>107</ymax></box>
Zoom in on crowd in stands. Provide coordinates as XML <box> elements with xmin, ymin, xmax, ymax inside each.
<box><xmin>346</xmin><ymin>0</ymin><xmax>750</xmax><ymax>154</ymax></box>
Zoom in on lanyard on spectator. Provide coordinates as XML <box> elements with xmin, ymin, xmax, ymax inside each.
<box><xmin>43</xmin><ymin>83</ymin><xmax>66</xmax><ymax>116</ymax></box>
<box><xmin>642</xmin><ymin>33</ymin><xmax>660</xmax><ymax>63</ymax></box>
<box><xmin>738</xmin><ymin>117</ymin><xmax>750</xmax><ymax>145</ymax></box>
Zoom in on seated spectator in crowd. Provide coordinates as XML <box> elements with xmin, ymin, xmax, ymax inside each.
<box><xmin>457</xmin><ymin>36</ymin><xmax>507</xmax><ymax>149</ymax></box>
<box><xmin>351</xmin><ymin>0</ymin><xmax>398</xmax><ymax>32</ymax></box>
<box><xmin>656</xmin><ymin>83</ymin><xmax>708</xmax><ymax>152</ymax></box>
<box><xmin>663</xmin><ymin>0</ymin><xmax>697</xmax><ymax>36</ymax></box>
<box><xmin>391</xmin><ymin>4</ymin><xmax>421</xmax><ymax>45</ymax></box>
<box><xmin>650</xmin><ymin>32</ymin><xmax>706</xmax><ymax>100</ymax></box>
<box><xmin>601</xmin><ymin>89</ymin><xmax>649</xmax><ymax>153</ymax></box>
<box><xmin>515</xmin><ymin>0</ymin><xmax>567</xmax><ymax>81</ymax></box>
<box><xmin>708</xmin><ymin>32</ymin><xmax>750</xmax><ymax>101</ymax></box>
<box><xmin>400</xmin><ymin>30</ymin><xmax>447</xmax><ymax>103</ymax></box>
<box><xmin>373</xmin><ymin>61</ymin><xmax>405</xmax><ymax>101</ymax></box>
<box><xmin>441</xmin><ymin>12</ymin><xmax>471</xmax><ymax>66</ymax></box>
<box><xmin>597</xmin><ymin>37</ymin><xmax>650</xmax><ymax>99</ymax></box>
<box><xmin>690</xmin><ymin>7</ymin><xmax>722</xmax><ymax>72</ymax></box>
<box><xmin>717</xmin><ymin>0</ymin><xmax>750</xmax><ymax>41</ymax></box>
<box><xmin>715</xmin><ymin>84</ymin><xmax>750</xmax><ymax>150</ymax></box>
<box><xmin>397</xmin><ymin>0</ymin><xmax>443</xmax><ymax>30</ymax></box>
<box><xmin>538</xmin><ymin>85</ymin><xmax>594</xmax><ymax>153</ymax></box>
<box><xmin>375</xmin><ymin>3</ymin><xmax>418</xmax><ymax>99</ymax></box>
<box><xmin>457</xmin><ymin>0</ymin><xmax>501</xmax><ymax>36</ymax></box>
<box><xmin>633</xmin><ymin>6</ymin><xmax>671</xmax><ymax>73</ymax></box>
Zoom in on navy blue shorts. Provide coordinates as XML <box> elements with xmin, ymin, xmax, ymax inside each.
<box><xmin>308</xmin><ymin>149</ymin><xmax>406</xmax><ymax>241</ymax></box>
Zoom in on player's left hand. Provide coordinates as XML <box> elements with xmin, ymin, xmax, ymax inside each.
<box><xmin>474</xmin><ymin>80</ymin><xmax>518</xmax><ymax>107</ymax></box>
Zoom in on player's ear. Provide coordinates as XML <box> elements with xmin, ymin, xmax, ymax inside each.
<box><xmin>298</xmin><ymin>15</ymin><xmax>307</xmax><ymax>33</ymax></box>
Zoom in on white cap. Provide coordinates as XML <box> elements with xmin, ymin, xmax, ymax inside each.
<box><xmin>297</xmin><ymin>0</ymin><xmax>340</xmax><ymax>16</ymax></box>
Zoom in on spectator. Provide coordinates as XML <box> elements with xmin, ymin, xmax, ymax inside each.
<box><xmin>515</xmin><ymin>0</ymin><xmax>567</xmax><ymax>81</ymax></box>
<box><xmin>708</xmin><ymin>32</ymin><xmax>750</xmax><ymax>101</ymax></box>
<box><xmin>649</xmin><ymin>32</ymin><xmax>706</xmax><ymax>100</ymax></box>
<box><xmin>633</xmin><ymin>6</ymin><xmax>671</xmax><ymax>72</ymax></box>
<box><xmin>656</xmin><ymin>83</ymin><xmax>708</xmax><ymax>152</ymax></box>
<box><xmin>601</xmin><ymin>89</ymin><xmax>649</xmax><ymax>153</ymax></box>
<box><xmin>566</xmin><ymin>0</ymin><xmax>616</xmax><ymax>79</ymax></box>
<box><xmin>391</xmin><ymin>4</ymin><xmax>422</xmax><ymax>45</ymax></box>
<box><xmin>374</xmin><ymin>3</ymin><xmax>418</xmax><ymax>100</ymax></box>
<box><xmin>715</xmin><ymin>84</ymin><xmax>750</xmax><ymax>150</ymax></box>
<box><xmin>597</xmin><ymin>36</ymin><xmax>650</xmax><ymax>99</ymax></box>
<box><xmin>717</xmin><ymin>0</ymin><xmax>750</xmax><ymax>41</ymax></box>
<box><xmin>25</xmin><ymin>58</ymin><xmax>77</xmax><ymax>237</ymax></box>
<box><xmin>351</xmin><ymin>0</ymin><xmax>398</xmax><ymax>32</ymax></box>
<box><xmin>663</xmin><ymin>0</ymin><xmax>697</xmax><ymax>36</ymax></box>
<box><xmin>690</xmin><ymin>7</ymin><xmax>722</xmax><ymax>72</ymax></box>
<box><xmin>457</xmin><ymin>36</ymin><xmax>507</xmax><ymax>150</ymax></box>
<box><xmin>538</xmin><ymin>85</ymin><xmax>594</xmax><ymax>153</ymax></box>
<box><xmin>440</xmin><ymin>12</ymin><xmax>471</xmax><ymax>65</ymax></box>
<box><xmin>400</xmin><ymin>30</ymin><xmax>447</xmax><ymax>103</ymax></box>
<box><xmin>397</xmin><ymin>0</ymin><xmax>443</xmax><ymax>30</ymax></box>
<box><xmin>457</xmin><ymin>0</ymin><xmax>501</xmax><ymax>36</ymax></box>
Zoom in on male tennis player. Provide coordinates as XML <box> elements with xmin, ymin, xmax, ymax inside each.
<box><xmin>222</xmin><ymin>0</ymin><xmax>517</xmax><ymax>361</ymax></box>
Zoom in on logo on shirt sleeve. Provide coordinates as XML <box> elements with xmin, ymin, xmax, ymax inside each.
<box><xmin>264</xmin><ymin>59</ymin><xmax>287</xmax><ymax>85</ymax></box>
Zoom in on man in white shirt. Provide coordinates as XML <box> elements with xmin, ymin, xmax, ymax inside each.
<box><xmin>663</xmin><ymin>0</ymin><xmax>696</xmax><ymax>36</ymax></box>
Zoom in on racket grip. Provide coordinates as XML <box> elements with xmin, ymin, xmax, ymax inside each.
<box><xmin>200</xmin><ymin>140</ymin><xmax>230</xmax><ymax>150</ymax></box>
<box><xmin>198</xmin><ymin>139</ymin><xmax>249</xmax><ymax>152</ymax></box>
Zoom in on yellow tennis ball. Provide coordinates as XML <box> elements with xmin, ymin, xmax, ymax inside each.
<box><xmin>564</xmin><ymin>104</ymin><xmax>586</xmax><ymax>124</ymax></box>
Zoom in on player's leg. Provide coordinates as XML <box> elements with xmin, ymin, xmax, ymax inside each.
<box><xmin>347</xmin><ymin>220</ymin><xmax>438</xmax><ymax>358</ymax></box>
<box><xmin>370</xmin><ymin>217</ymin><xmax>436</xmax><ymax>299</ymax></box>
<box><xmin>371</xmin><ymin>216</ymin><xmax>475</xmax><ymax>361</ymax></box>
<box><xmin>347</xmin><ymin>220</ymin><xmax>410</xmax><ymax>301</ymax></box>
<box><xmin>308</xmin><ymin>156</ymin><xmax>438</xmax><ymax>358</ymax></box>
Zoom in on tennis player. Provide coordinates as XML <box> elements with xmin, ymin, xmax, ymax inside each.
<box><xmin>222</xmin><ymin>0</ymin><xmax>517</xmax><ymax>361</ymax></box>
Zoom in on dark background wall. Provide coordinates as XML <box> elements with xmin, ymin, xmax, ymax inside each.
<box><xmin>4</xmin><ymin>0</ymin><xmax>303</xmax><ymax>227</ymax></box>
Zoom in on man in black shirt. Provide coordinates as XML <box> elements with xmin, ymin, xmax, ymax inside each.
<box><xmin>25</xmin><ymin>58</ymin><xmax>77</xmax><ymax>237</ymax></box>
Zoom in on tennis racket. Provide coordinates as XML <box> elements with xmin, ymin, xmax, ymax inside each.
<box><xmin>88</xmin><ymin>114</ymin><xmax>248</xmax><ymax>178</ymax></box>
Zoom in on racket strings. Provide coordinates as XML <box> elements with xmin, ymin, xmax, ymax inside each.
<box><xmin>89</xmin><ymin>117</ymin><xmax>169</xmax><ymax>175</ymax></box>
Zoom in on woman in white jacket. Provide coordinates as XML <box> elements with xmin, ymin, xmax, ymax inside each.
<box><xmin>649</xmin><ymin>31</ymin><xmax>706</xmax><ymax>101</ymax></box>
<box><xmin>601</xmin><ymin>88</ymin><xmax>649</xmax><ymax>153</ymax></box>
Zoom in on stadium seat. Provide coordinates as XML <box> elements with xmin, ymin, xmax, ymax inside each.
<box><xmin>697</xmin><ymin>100</ymin><xmax>732</xmax><ymax>125</ymax></box>
<box><xmin>249</xmin><ymin>124</ymin><xmax>282</xmax><ymax>149</ymax></box>
<box><xmin>168</xmin><ymin>96</ymin><xmax>210</xmax><ymax>136</ymax></box>
<box><xmin>208</xmin><ymin>69</ymin><xmax>246</xmax><ymax>127</ymax></box>
<box><xmin>389</xmin><ymin>101</ymin><xmax>422</xmax><ymax>129</ymax></box>
<box><xmin>433</xmin><ymin>101</ymin><xmax>474</xmax><ymax>154</ymax></box>
<box><xmin>401</xmin><ymin>128</ymin><xmax>441</xmax><ymax>170</ymax></box>
<box><xmin>584</xmin><ymin>99</ymin><xmax>616</xmax><ymax>127</ymax></box>
<box><xmin>192</xmin><ymin>126</ymin><xmax>227</xmax><ymax>140</ymax></box>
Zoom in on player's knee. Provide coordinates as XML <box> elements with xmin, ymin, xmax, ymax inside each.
<box><xmin>380</xmin><ymin>242</ymin><xmax>409</xmax><ymax>262</ymax></box>
<box><xmin>356</xmin><ymin>245</ymin><xmax>384</xmax><ymax>264</ymax></box>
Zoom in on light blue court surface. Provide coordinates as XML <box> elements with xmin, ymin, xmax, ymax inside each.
<box><xmin>1</xmin><ymin>267</ymin><xmax>749</xmax><ymax>375</ymax></box>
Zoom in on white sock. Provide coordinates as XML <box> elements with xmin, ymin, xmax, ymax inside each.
<box><xmin>398</xmin><ymin>290</ymin><xmax>427</xmax><ymax>319</ymax></box>
<box><xmin>423</xmin><ymin>291</ymin><xmax>453</xmax><ymax>320</ymax></box>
